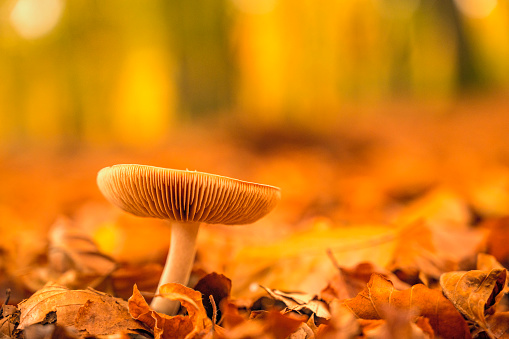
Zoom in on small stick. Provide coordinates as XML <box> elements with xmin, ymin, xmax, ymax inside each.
<box><xmin>209</xmin><ymin>295</ymin><xmax>217</xmax><ymax>327</ymax></box>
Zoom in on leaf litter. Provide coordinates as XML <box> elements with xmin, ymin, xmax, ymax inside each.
<box><xmin>1</xmin><ymin>110</ymin><xmax>509</xmax><ymax>338</ymax></box>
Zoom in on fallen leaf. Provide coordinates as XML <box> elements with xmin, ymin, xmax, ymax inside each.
<box><xmin>20</xmin><ymin>217</ymin><xmax>118</xmax><ymax>293</ymax></box>
<box><xmin>260</xmin><ymin>287</ymin><xmax>330</xmax><ymax>321</ymax></box>
<box><xmin>218</xmin><ymin>308</ymin><xmax>305</xmax><ymax>339</ymax></box>
<box><xmin>321</xmin><ymin>261</ymin><xmax>410</xmax><ymax>302</ymax></box>
<box><xmin>128</xmin><ymin>283</ymin><xmax>213</xmax><ymax>339</ymax></box>
<box><xmin>440</xmin><ymin>269</ymin><xmax>507</xmax><ymax>337</ymax></box>
<box><xmin>0</xmin><ymin>305</ymin><xmax>18</xmax><ymax>337</ymax></box>
<box><xmin>484</xmin><ymin>312</ymin><xmax>509</xmax><ymax>339</ymax></box>
<box><xmin>193</xmin><ymin>272</ymin><xmax>231</xmax><ymax>322</ymax></box>
<box><xmin>315</xmin><ymin>299</ymin><xmax>360</xmax><ymax>339</ymax></box>
<box><xmin>111</xmin><ymin>263</ymin><xmax>163</xmax><ymax>300</ymax></box>
<box><xmin>228</xmin><ymin>223</ymin><xmax>398</xmax><ymax>297</ymax></box>
<box><xmin>74</xmin><ymin>298</ymin><xmax>149</xmax><ymax>337</ymax></box>
<box><xmin>477</xmin><ymin>253</ymin><xmax>505</xmax><ymax>272</ymax></box>
<box><xmin>361</xmin><ymin>306</ymin><xmax>432</xmax><ymax>339</ymax></box>
<box><xmin>17</xmin><ymin>282</ymin><xmax>145</xmax><ymax>337</ymax></box>
<box><xmin>387</xmin><ymin>220</ymin><xmax>457</xmax><ymax>284</ymax></box>
<box><xmin>342</xmin><ymin>273</ymin><xmax>471</xmax><ymax>338</ymax></box>
<box><xmin>48</xmin><ymin>216</ymin><xmax>116</xmax><ymax>277</ymax></box>
<box><xmin>483</xmin><ymin>217</ymin><xmax>509</xmax><ymax>267</ymax></box>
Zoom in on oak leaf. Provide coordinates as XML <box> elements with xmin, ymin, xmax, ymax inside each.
<box><xmin>128</xmin><ymin>283</ymin><xmax>213</xmax><ymax>339</ymax></box>
<box><xmin>342</xmin><ymin>273</ymin><xmax>471</xmax><ymax>338</ymax></box>
<box><xmin>440</xmin><ymin>269</ymin><xmax>507</xmax><ymax>338</ymax></box>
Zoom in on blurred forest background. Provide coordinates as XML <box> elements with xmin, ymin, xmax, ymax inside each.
<box><xmin>1</xmin><ymin>0</ymin><xmax>508</xmax><ymax>148</ymax></box>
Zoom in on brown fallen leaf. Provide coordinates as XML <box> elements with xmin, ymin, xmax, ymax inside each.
<box><xmin>321</xmin><ymin>259</ymin><xmax>410</xmax><ymax>302</ymax></box>
<box><xmin>17</xmin><ymin>282</ymin><xmax>145</xmax><ymax>337</ymax></box>
<box><xmin>483</xmin><ymin>217</ymin><xmax>509</xmax><ymax>267</ymax></box>
<box><xmin>0</xmin><ymin>305</ymin><xmax>18</xmax><ymax>337</ymax></box>
<box><xmin>387</xmin><ymin>220</ymin><xmax>457</xmax><ymax>285</ymax></box>
<box><xmin>260</xmin><ymin>286</ymin><xmax>330</xmax><ymax>322</ymax></box>
<box><xmin>193</xmin><ymin>272</ymin><xmax>231</xmax><ymax>322</ymax></box>
<box><xmin>20</xmin><ymin>217</ymin><xmax>117</xmax><ymax>293</ymax></box>
<box><xmin>217</xmin><ymin>305</ymin><xmax>306</xmax><ymax>339</ymax></box>
<box><xmin>128</xmin><ymin>283</ymin><xmax>213</xmax><ymax>339</ymax></box>
<box><xmin>440</xmin><ymin>269</ymin><xmax>507</xmax><ymax>338</ymax></box>
<box><xmin>477</xmin><ymin>253</ymin><xmax>506</xmax><ymax>272</ymax></box>
<box><xmin>360</xmin><ymin>307</ymin><xmax>432</xmax><ymax>339</ymax></box>
<box><xmin>484</xmin><ymin>312</ymin><xmax>509</xmax><ymax>339</ymax></box>
<box><xmin>342</xmin><ymin>273</ymin><xmax>471</xmax><ymax>339</ymax></box>
<box><xmin>315</xmin><ymin>299</ymin><xmax>360</xmax><ymax>339</ymax></box>
<box><xmin>111</xmin><ymin>263</ymin><xmax>163</xmax><ymax>301</ymax></box>
<box><xmin>48</xmin><ymin>216</ymin><xmax>116</xmax><ymax>278</ymax></box>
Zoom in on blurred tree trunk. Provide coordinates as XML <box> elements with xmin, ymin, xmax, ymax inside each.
<box><xmin>162</xmin><ymin>0</ymin><xmax>236</xmax><ymax>117</ymax></box>
<box><xmin>437</xmin><ymin>0</ymin><xmax>485</xmax><ymax>91</ymax></box>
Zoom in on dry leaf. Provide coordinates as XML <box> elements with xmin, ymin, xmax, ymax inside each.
<box><xmin>128</xmin><ymin>283</ymin><xmax>213</xmax><ymax>339</ymax></box>
<box><xmin>440</xmin><ymin>269</ymin><xmax>507</xmax><ymax>337</ymax></box>
<box><xmin>321</xmin><ymin>261</ymin><xmax>410</xmax><ymax>302</ymax></box>
<box><xmin>48</xmin><ymin>216</ymin><xmax>116</xmax><ymax>277</ymax></box>
<box><xmin>387</xmin><ymin>220</ymin><xmax>457</xmax><ymax>284</ymax></box>
<box><xmin>260</xmin><ymin>287</ymin><xmax>330</xmax><ymax>321</ymax></box>
<box><xmin>361</xmin><ymin>307</ymin><xmax>431</xmax><ymax>339</ymax></box>
<box><xmin>17</xmin><ymin>282</ymin><xmax>145</xmax><ymax>337</ymax></box>
<box><xmin>484</xmin><ymin>217</ymin><xmax>509</xmax><ymax>267</ymax></box>
<box><xmin>74</xmin><ymin>298</ymin><xmax>149</xmax><ymax>337</ymax></box>
<box><xmin>342</xmin><ymin>273</ymin><xmax>471</xmax><ymax>339</ymax></box>
<box><xmin>315</xmin><ymin>299</ymin><xmax>360</xmax><ymax>339</ymax></box>
<box><xmin>218</xmin><ymin>308</ymin><xmax>305</xmax><ymax>339</ymax></box>
<box><xmin>21</xmin><ymin>217</ymin><xmax>117</xmax><ymax>292</ymax></box>
<box><xmin>0</xmin><ymin>305</ymin><xmax>18</xmax><ymax>337</ymax></box>
<box><xmin>484</xmin><ymin>312</ymin><xmax>509</xmax><ymax>339</ymax></box>
<box><xmin>193</xmin><ymin>272</ymin><xmax>231</xmax><ymax>322</ymax></box>
<box><xmin>111</xmin><ymin>263</ymin><xmax>163</xmax><ymax>300</ymax></box>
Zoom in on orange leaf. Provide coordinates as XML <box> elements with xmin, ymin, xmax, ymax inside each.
<box><xmin>17</xmin><ymin>282</ymin><xmax>145</xmax><ymax>336</ymax></box>
<box><xmin>342</xmin><ymin>273</ymin><xmax>471</xmax><ymax>339</ymax></box>
<box><xmin>440</xmin><ymin>269</ymin><xmax>507</xmax><ymax>337</ymax></box>
<box><xmin>128</xmin><ymin>284</ymin><xmax>212</xmax><ymax>339</ymax></box>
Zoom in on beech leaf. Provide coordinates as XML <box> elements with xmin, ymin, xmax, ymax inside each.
<box><xmin>440</xmin><ymin>269</ymin><xmax>507</xmax><ymax>337</ymax></box>
<box><xmin>17</xmin><ymin>282</ymin><xmax>145</xmax><ymax>336</ymax></box>
<box><xmin>342</xmin><ymin>273</ymin><xmax>471</xmax><ymax>339</ymax></box>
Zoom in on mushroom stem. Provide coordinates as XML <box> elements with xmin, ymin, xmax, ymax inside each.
<box><xmin>150</xmin><ymin>221</ymin><xmax>200</xmax><ymax>315</ymax></box>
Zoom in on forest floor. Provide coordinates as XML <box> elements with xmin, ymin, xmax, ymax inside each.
<box><xmin>1</xmin><ymin>98</ymin><xmax>509</xmax><ymax>338</ymax></box>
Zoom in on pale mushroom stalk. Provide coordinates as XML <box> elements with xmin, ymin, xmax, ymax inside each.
<box><xmin>151</xmin><ymin>221</ymin><xmax>200</xmax><ymax>314</ymax></box>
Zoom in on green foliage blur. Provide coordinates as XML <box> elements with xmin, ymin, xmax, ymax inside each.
<box><xmin>0</xmin><ymin>0</ymin><xmax>508</xmax><ymax>148</ymax></box>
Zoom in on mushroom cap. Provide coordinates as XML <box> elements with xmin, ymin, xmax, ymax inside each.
<box><xmin>97</xmin><ymin>164</ymin><xmax>281</xmax><ymax>225</ymax></box>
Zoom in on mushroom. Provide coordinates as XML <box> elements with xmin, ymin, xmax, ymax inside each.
<box><xmin>96</xmin><ymin>164</ymin><xmax>281</xmax><ymax>315</ymax></box>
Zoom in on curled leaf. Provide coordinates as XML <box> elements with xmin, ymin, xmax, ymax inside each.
<box><xmin>440</xmin><ymin>269</ymin><xmax>507</xmax><ymax>337</ymax></box>
<box><xmin>128</xmin><ymin>284</ymin><xmax>212</xmax><ymax>339</ymax></box>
